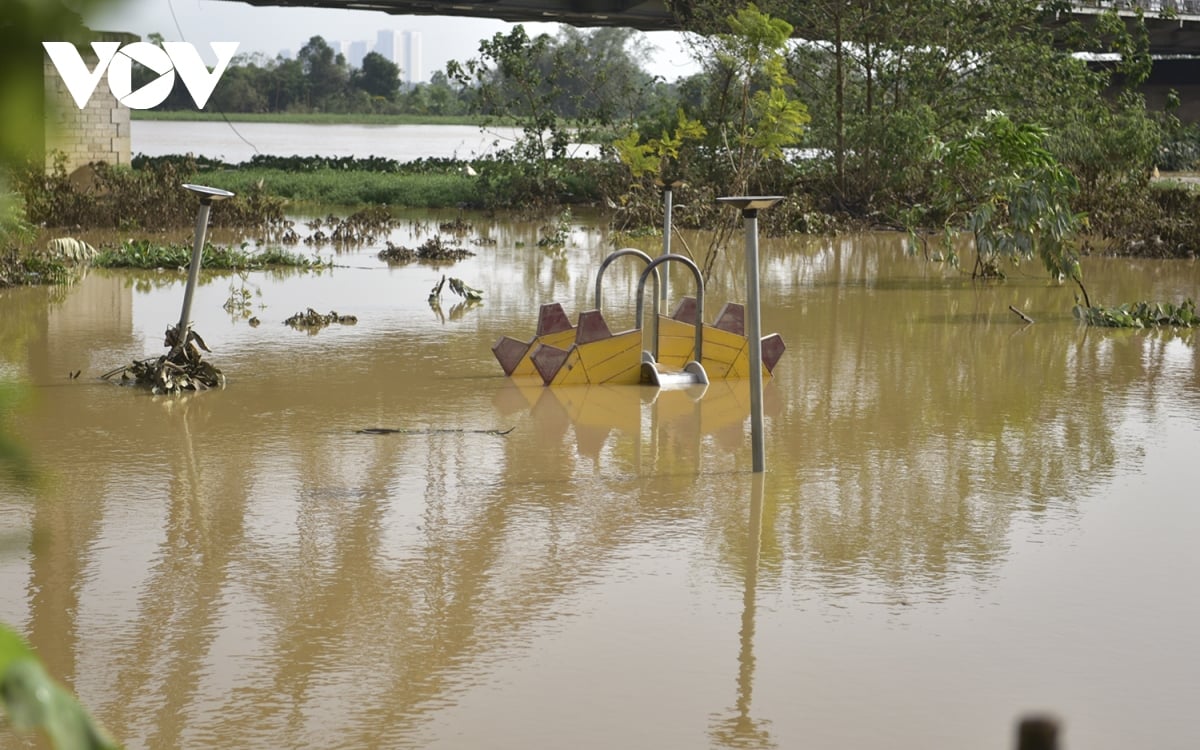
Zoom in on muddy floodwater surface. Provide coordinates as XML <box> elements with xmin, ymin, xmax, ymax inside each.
<box><xmin>2</xmin><ymin>211</ymin><xmax>1199</xmax><ymax>750</ymax></box>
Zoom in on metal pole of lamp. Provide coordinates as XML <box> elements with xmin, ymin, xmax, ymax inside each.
<box><xmin>660</xmin><ymin>179</ymin><xmax>681</xmax><ymax>308</ymax></box>
<box><xmin>717</xmin><ymin>196</ymin><xmax>783</xmax><ymax>473</ymax></box>
<box><xmin>177</xmin><ymin>184</ymin><xmax>235</xmax><ymax>335</ymax></box>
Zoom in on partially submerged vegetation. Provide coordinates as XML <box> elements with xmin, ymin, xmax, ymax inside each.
<box><xmin>101</xmin><ymin>325</ymin><xmax>225</xmax><ymax>395</ymax></box>
<box><xmin>0</xmin><ymin>249</ymin><xmax>73</xmax><ymax>287</ymax></box>
<box><xmin>94</xmin><ymin>239</ymin><xmax>324</xmax><ymax>270</ymax></box>
<box><xmin>13</xmin><ymin>154</ymin><xmax>286</xmax><ymax>231</ymax></box>
<box><xmin>283</xmin><ymin>308</ymin><xmax>359</xmax><ymax>330</ymax></box>
<box><xmin>1075</xmin><ymin>299</ymin><xmax>1200</xmax><ymax>328</ymax></box>
<box><xmin>379</xmin><ymin>235</ymin><xmax>475</xmax><ymax>263</ymax></box>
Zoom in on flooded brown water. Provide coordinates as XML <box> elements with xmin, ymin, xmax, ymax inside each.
<box><xmin>3</xmin><ymin>212</ymin><xmax>1200</xmax><ymax>749</ymax></box>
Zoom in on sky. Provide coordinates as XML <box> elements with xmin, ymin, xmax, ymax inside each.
<box><xmin>85</xmin><ymin>0</ymin><xmax>701</xmax><ymax>82</ymax></box>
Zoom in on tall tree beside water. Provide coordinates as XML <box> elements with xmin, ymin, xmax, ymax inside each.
<box><xmin>297</xmin><ymin>35</ymin><xmax>351</xmax><ymax>111</ymax></box>
<box><xmin>448</xmin><ymin>25</ymin><xmax>658</xmax><ymax>153</ymax></box>
<box><xmin>443</xmin><ymin>25</ymin><xmax>659</xmax><ymax>206</ymax></box>
<box><xmin>354</xmin><ymin>51</ymin><xmax>402</xmax><ymax>101</ymax></box>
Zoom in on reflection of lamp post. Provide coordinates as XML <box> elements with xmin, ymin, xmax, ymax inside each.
<box><xmin>709</xmin><ymin>473</ymin><xmax>774</xmax><ymax>749</ymax></box>
<box><xmin>177</xmin><ymin>184</ymin><xmax>235</xmax><ymax>335</ymax></box>
<box><xmin>717</xmin><ymin>197</ymin><xmax>783</xmax><ymax>473</ymax></box>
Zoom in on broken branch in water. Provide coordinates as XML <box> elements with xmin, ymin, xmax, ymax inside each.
<box><xmin>428</xmin><ymin>274</ymin><xmax>447</xmax><ymax>302</ymax></box>
<box><xmin>356</xmin><ymin>426</ymin><xmax>515</xmax><ymax>436</ymax></box>
<box><xmin>1009</xmin><ymin>305</ymin><xmax>1034</xmax><ymax>324</ymax></box>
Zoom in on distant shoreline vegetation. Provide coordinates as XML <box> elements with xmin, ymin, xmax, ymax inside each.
<box><xmin>131</xmin><ymin>111</ymin><xmax>499</xmax><ymax>127</ymax></box>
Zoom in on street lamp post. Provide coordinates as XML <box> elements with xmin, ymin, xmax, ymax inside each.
<box><xmin>717</xmin><ymin>196</ymin><xmax>783</xmax><ymax>473</ymax></box>
<box><xmin>177</xmin><ymin>183</ymin><xmax>235</xmax><ymax>336</ymax></box>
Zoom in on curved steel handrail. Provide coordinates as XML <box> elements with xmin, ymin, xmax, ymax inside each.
<box><xmin>635</xmin><ymin>253</ymin><xmax>704</xmax><ymax>363</ymax></box>
<box><xmin>594</xmin><ymin>248</ymin><xmax>659</xmax><ymax>317</ymax></box>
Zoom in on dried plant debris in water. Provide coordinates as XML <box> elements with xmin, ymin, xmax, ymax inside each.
<box><xmin>448</xmin><ymin>277</ymin><xmax>483</xmax><ymax>300</ymax></box>
<box><xmin>428</xmin><ymin>274</ymin><xmax>483</xmax><ymax>302</ymax></box>
<box><xmin>284</xmin><ymin>308</ymin><xmax>359</xmax><ymax>330</ymax></box>
<box><xmin>101</xmin><ymin>326</ymin><xmax>225</xmax><ymax>394</ymax></box>
<box><xmin>378</xmin><ymin>235</ymin><xmax>474</xmax><ymax>263</ymax></box>
<box><xmin>439</xmin><ymin>216</ymin><xmax>473</xmax><ymax>234</ymax></box>
<box><xmin>304</xmin><ymin>207</ymin><xmax>398</xmax><ymax>246</ymax></box>
<box><xmin>378</xmin><ymin>241</ymin><xmax>415</xmax><ymax>263</ymax></box>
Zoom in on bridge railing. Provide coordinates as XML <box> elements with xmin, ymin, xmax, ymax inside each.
<box><xmin>1073</xmin><ymin>0</ymin><xmax>1200</xmax><ymax>16</ymax></box>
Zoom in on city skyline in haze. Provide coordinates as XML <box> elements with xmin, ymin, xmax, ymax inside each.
<box><xmin>324</xmin><ymin>29</ymin><xmax>422</xmax><ymax>83</ymax></box>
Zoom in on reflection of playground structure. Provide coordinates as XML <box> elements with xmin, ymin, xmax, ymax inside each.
<box><xmin>493</xmin><ymin>376</ymin><xmax>785</xmax><ymax>465</ymax></box>
<box><xmin>18</xmin><ymin>373</ymin><xmax>791</xmax><ymax>747</ymax></box>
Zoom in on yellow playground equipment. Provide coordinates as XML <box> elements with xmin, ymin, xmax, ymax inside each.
<box><xmin>491</xmin><ymin>249</ymin><xmax>784</xmax><ymax>387</ymax></box>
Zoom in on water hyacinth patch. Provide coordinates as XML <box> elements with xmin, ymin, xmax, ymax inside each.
<box><xmin>1074</xmin><ymin>298</ymin><xmax>1200</xmax><ymax>328</ymax></box>
<box><xmin>93</xmin><ymin>240</ymin><xmax>323</xmax><ymax>271</ymax></box>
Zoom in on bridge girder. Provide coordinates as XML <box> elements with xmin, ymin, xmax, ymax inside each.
<box><xmin>219</xmin><ymin>0</ymin><xmax>1200</xmax><ymax>56</ymax></box>
<box><xmin>217</xmin><ymin>0</ymin><xmax>682</xmax><ymax>32</ymax></box>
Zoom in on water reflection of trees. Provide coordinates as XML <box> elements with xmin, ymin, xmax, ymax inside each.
<box><xmin>736</xmin><ymin>236</ymin><xmax>1193</xmax><ymax>598</ymax></box>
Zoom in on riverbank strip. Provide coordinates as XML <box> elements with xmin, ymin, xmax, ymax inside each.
<box><xmin>130</xmin><ymin>112</ymin><xmax>510</xmax><ymax>127</ymax></box>
<box><xmin>204</xmin><ymin>168</ymin><xmax>480</xmax><ymax>208</ymax></box>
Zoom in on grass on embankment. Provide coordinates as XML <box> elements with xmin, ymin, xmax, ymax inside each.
<box><xmin>200</xmin><ymin>169</ymin><xmax>480</xmax><ymax>207</ymax></box>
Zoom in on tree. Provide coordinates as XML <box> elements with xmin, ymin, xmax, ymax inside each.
<box><xmin>612</xmin><ymin>5</ymin><xmax>809</xmax><ymax>280</ymax></box>
<box><xmin>916</xmin><ymin>110</ymin><xmax>1089</xmax><ymax>302</ymax></box>
<box><xmin>403</xmin><ymin>71</ymin><xmax>466</xmax><ymax>116</ymax></box>
<box><xmin>207</xmin><ymin>60</ymin><xmax>269</xmax><ymax>112</ymax></box>
<box><xmin>548</xmin><ymin>27</ymin><xmax>656</xmax><ymax>125</ymax></box>
<box><xmin>448</xmin><ymin>26</ymin><xmax>564</xmax><ymax>160</ymax></box>
<box><xmin>354</xmin><ymin>51</ymin><xmax>401</xmax><ymax>101</ymax></box>
<box><xmin>297</xmin><ymin>35</ymin><xmax>349</xmax><ymax>111</ymax></box>
<box><xmin>266</xmin><ymin>56</ymin><xmax>306</xmax><ymax>112</ymax></box>
<box><xmin>449</xmin><ymin>24</ymin><xmax>658</xmax><ymax>158</ymax></box>
<box><xmin>692</xmin><ymin>0</ymin><xmax>1159</xmax><ymax>224</ymax></box>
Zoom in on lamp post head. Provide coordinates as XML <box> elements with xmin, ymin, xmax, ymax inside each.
<box><xmin>182</xmin><ymin>183</ymin><xmax>235</xmax><ymax>205</ymax></box>
<box><xmin>717</xmin><ymin>196</ymin><xmax>785</xmax><ymax>218</ymax></box>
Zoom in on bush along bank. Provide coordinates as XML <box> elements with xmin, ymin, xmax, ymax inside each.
<box><xmin>11</xmin><ymin>150</ymin><xmax>1200</xmax><ymax>261</ymax></box>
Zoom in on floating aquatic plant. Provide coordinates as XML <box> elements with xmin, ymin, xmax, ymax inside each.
<box><xmin>1074</xmin><ymin>298</ymin><xmax>1200</xmax><ymax>328</ymax></box>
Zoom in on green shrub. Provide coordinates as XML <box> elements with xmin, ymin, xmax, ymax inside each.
<box><xmin>93</xmin><ymin>240</ymin><xmax>320</xmax><ymax>270</ymax></box>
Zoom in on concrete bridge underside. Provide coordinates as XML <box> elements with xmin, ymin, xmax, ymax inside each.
<box><xmin>222</xmin><ymin>0</ymin><xmax>1200</xmax><ymax>118</ymax></box>
<box><xmin>223</xmin><ymin>0</ymin><xmax>680</xmax><ymax>31</ymax></box>
<box><xmin>223</xmin><ymin>0</ymin><xmax>1200</xmax><ymax>55</ymax></box>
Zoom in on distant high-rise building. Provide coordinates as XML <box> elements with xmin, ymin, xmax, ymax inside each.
<box><xmin>375</xmin><ymin>29</ymin><xmax>398</xmax><ymax>63</ymax></box>
<box><xmin>328</xmin><ymin>39</ymin><xmax>344</xmax><ymax>56</ymax></box>
<box><xmin>401</xmin><ymin>30</ymin><xmax>423</xmax><ymax>83</ymax></box>
<box><xmin>348</xmin><ymin>40</ymin><xmax>368</xmax><ymax>69</ymax></box>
